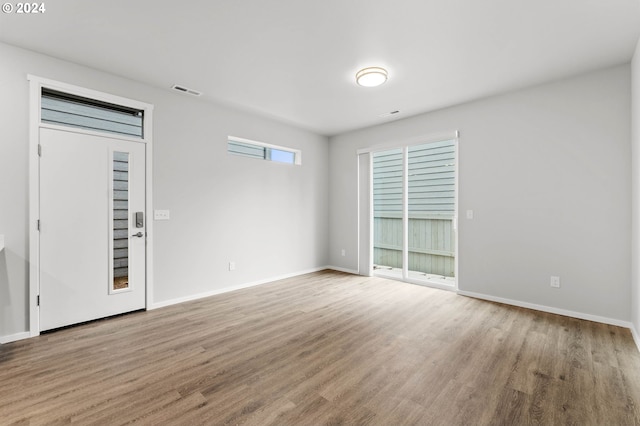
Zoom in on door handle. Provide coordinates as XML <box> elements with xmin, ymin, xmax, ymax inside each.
<box><xmin>131</xmin><ymin>232</ymin><xmax>144</xmax><ymax>238</ymax></box>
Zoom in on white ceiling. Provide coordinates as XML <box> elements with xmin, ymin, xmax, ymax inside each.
<box><xmin>1</xmin><ymin>0</ymin><xmax>639</xmax><ymax>136</ymax></box>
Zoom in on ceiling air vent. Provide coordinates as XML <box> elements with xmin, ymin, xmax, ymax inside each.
<box><xmin>171</xmin><ymin>84</ymin><xmax>202</xmax><ymax>96</ymax></box>
<box><xmin>379</xmin><ymin>110</ymin><xmax>400</xmax><ymax>118</ymax></box>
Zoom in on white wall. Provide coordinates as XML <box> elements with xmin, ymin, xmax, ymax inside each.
<box><xmin>329</xmin><ymin>65</ymin><xmax>631</xmax><ymax>322</ymax></box>
<box><xmin>0</xmin><ymin>42</ymin><xmax>329</xmax><ymax>340</ymax></box>
<box><xmin>632</xmin><ymin>38</ymin><xmax>640</xmax><ymax>339</ymax></box>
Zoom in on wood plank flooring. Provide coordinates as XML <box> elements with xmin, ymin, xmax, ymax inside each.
<box><xmin>1</xmin><ymin>270</ymin><xmax>639</xmax><ymax>425</ymax></box>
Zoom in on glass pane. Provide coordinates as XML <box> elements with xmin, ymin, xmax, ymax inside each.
<box><xmin>113</xmin><ymin>151</ymin><xmax>129</xmax><ymax>290</ymax></box>
<box><xmin>269</xmin><ymin>148</ymin><xmax>295</xmax><ymax>164</ymax></box>
<box><xmin>408</xmin><ymin>140</ymin><xmax>456</xmax><ymax>283</ymax></box>
<box><xmin>372</xmin><ymin>148</ymin><xmax>403</xmax><ymax>279</ymax></box>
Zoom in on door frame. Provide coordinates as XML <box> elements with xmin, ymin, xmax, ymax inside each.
<box><xmin>28</xmin><ymin>75</ymin><xmax>154</xmax><ymax>337</ymax></box>
<box><xmin>356</xmin><ymin>130</ymin><xmax>459</xmax><ymax>291</ymax></box>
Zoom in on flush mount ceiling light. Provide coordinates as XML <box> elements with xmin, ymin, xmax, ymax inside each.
<box><xmin>356</xmin><ymin>67</ymin><xmax>388</xmax><ymax>87</ymax></box>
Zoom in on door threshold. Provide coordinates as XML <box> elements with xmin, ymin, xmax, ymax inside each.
<box><xmin>373</xmin><ymin>267</ymin><xmax>456</xmax><ymax>291</ymax></box>
<box><xmin>40</xmin><ymin>309</ymin><xmax>145</xmax><ymax>334</ymax></box>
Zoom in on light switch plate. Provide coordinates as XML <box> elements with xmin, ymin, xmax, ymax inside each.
<box><xmin>154</xmin><ymin>210</ymin><xmax>170</xmax><ymax>220</ymax></box>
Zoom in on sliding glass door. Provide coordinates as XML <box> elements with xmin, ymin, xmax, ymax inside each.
<box><xmin>372</xmin><ymin>139</ymin><xmax>457</xmax><ymax>288</ymax></box>
<box><xmin>372</xmin><ymin>147</ymin><xmax>404</xmax><ymax>277</ymax></box>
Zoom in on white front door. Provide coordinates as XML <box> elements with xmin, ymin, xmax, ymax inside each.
<box><xmin>39</xmin><ymin>127</ymin><xmax>146</xmax><ymax>331</ymax></box>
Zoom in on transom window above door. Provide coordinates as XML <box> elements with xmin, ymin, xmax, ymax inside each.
<box><xmin>41</xmin><ymin>88</ymin><xmax>144</xmax><ymax>139</ymax></box>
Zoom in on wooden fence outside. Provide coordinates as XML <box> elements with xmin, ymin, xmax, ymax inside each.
<box><xmin>373</xmin><ymin>214</ymin><xmax>455</xmax><ymax>277</ymax></box>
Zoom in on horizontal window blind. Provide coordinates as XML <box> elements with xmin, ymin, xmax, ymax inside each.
<box><xmin>41</xmin><ymin>89</ymin><xmax>143</xmax><ymax>138</ymax></box>
<box><xmin>228</xmin><ymin>139</ymin><xmax>266</xmax><ymax>159</ymax></box>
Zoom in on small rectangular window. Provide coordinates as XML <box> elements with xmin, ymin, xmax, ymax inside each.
<box><xmin>112</xmin><ymin>151</ymin><xmax>130</xmax><ymax>292</ymax></box>
<box><xmin>227</xmin><ymin>136</ymin><xmax>301</xmax><ymax>165</ymax></box>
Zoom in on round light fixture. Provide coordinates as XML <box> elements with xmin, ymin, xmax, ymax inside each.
<box><xmin>356</xmin><ymin>67</ymin><xmax>388</xmax><ymax>87</ymax></box>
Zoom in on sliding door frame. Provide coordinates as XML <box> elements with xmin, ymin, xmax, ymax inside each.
<box><xmin>357</xmin><ymin>131</ymin><xmax>459</xmax><ymax>291</ymax></box>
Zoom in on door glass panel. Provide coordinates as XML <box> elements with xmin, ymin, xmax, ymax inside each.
<box><xmin>408</xmin><ymin>140</ymin><xmax>456</xmax><ymax>284</ymax></box>
<box><xmin>113</xmin><ymin>151</ymin><xmax>129</xmax><ymax>291</ymax></box>
<box><xmin>373</xmin><ymin>148</ymin><xmax>404</xmax><ymax>279</ymax></box>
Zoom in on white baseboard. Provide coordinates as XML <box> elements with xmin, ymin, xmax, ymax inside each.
<box><xmin>326</xmin><ymin>265</ymin><xmax>360</xmax><ymax>275</ymax></box>
<box><xmin>631</xmin><ymin>324</ymin><xmax>640</xmax><ymax>353</ymax></box>
<box><xmin>149</xmin><ymin>266</ymin><xmax>329</xmax><ymax>310</ymax></box>
<box><xmin>0</xmin><ymin>331</ymin><xmax>31</xmax><ymax>344</ymax></box>
<box><xmin>457</xmin><ymin>290</ymin><xmax>633</xmax><ymax>329</ymax></box>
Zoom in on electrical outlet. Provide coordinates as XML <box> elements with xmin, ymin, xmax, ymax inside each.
<box><xmin>550</xmin><ymin>276</ymin><xmax>560</xmax><ymax>288</ymax></box>
<box><xmin>341</xmin><ymin>249</ymin><xmax>346</xmax><ymax>256</ymax></box>
<box><xmin>229</xmin><ymin>261</ymin><xmax>236</xmax><ymax>271</ymax></box>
